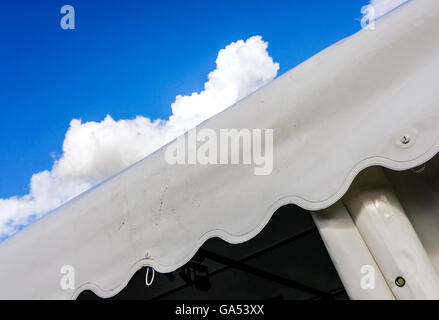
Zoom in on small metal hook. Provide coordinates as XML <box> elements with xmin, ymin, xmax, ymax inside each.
<box><xmin>145</xmin><ymin>267</ymin><xmax>155</xmax><ymax>286</ymax></box>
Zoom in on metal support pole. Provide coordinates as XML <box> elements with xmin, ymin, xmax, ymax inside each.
<box><xmin>343</xmin><ymin>167</ymin><xmax>439</xmax><ymax>299</ymax></box>
<box><xmin>312</xmin><ymin>202</ymin><xmax>394</xmax><ymax>300</ymax></box>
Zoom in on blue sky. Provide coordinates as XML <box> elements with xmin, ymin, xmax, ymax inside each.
<box><xmin>0</xmin><ymin>0</ymin><xmax>371</xmax><ymax>199</ymax></box>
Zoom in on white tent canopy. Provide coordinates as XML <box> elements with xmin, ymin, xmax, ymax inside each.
<box><xmin>0</xmin><ymin>0</ymin><xmax>438</xmax><ymax>299</ymax></box>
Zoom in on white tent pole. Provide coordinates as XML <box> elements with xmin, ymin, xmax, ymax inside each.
<box><xmin>311</xmin><ymin>202</ymin><xmax>394</xmax><ymax>300</ymax></box>
<box><xmin>343</xmin><ymin>167</ymin><xmax>439</xmax><ymax>300</ymax></box>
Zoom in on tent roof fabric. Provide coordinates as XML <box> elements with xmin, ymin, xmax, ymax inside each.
<box><xmin>0</xmin><ymin>0</ymin><xmax>438</xmax><ymax>299</ymax></box>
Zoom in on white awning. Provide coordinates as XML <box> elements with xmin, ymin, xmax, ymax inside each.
<box><xmin>0</xmin><ymin>0</ymin><xmax>438</xmax><ymax>299</ymax></box>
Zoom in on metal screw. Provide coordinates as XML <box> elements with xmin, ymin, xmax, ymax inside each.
<box><xmin>395</xmin><ymin>276</ymin><xmax>406</xmax><ymax>287</ymax></box>
<box><xmin>401</xmin><ymin>135</ymin><xmax>411</xmax><ymax>145</ymax></box>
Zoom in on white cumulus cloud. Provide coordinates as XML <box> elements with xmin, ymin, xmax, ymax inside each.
<box><xmin>0</xmin><ymin>35</ymin><xmax>279</xmax><ymax>240</ymax></box>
